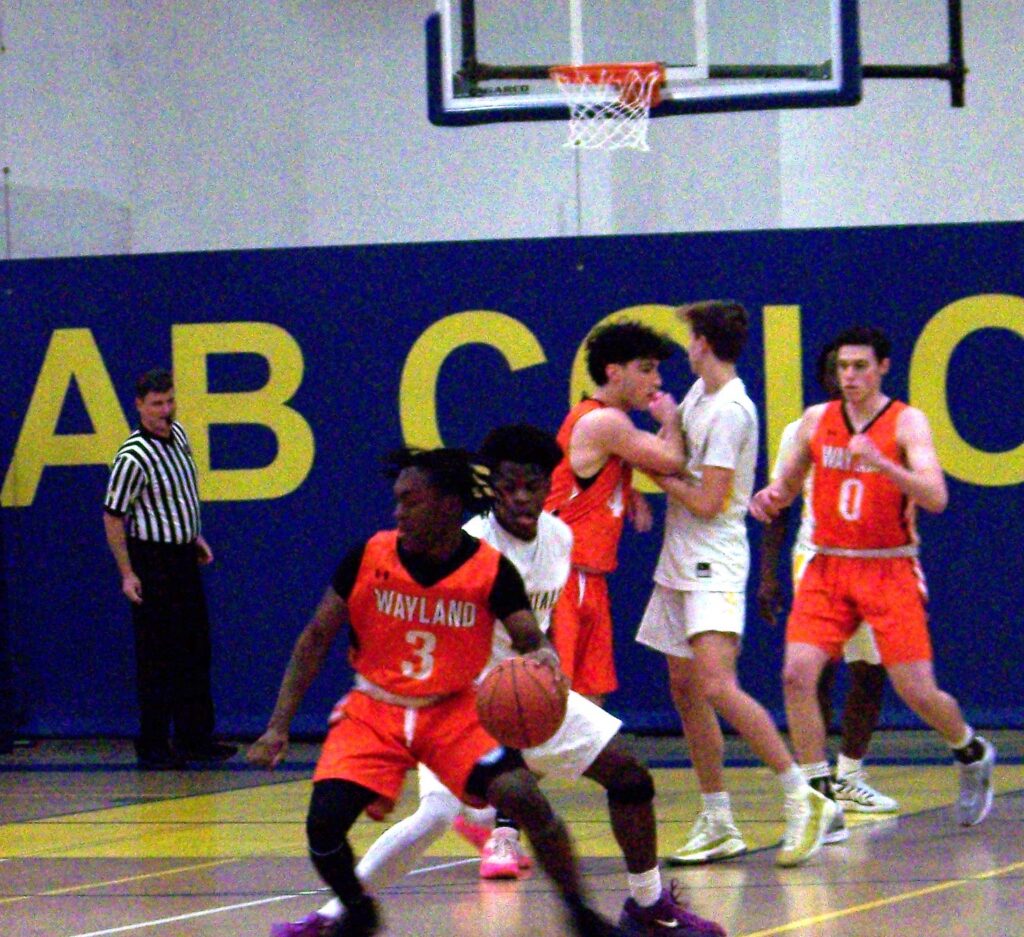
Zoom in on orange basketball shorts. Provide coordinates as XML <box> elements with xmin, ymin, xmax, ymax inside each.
<box><xmin>550</xmin><ymin>569</ymin><xmax>618</xmax><ymax>696</ymax></box>
<box><xmin>313</xmin><ymin>687</ymin><xmax>502</xmax><ymax>807</ymax></box>
<box><xmin>786</xmin><ymin>554</ymin><xmax>932</xmax><ymax>665</ymax></box>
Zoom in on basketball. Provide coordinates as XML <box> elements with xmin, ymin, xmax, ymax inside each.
<box><xmin>476</xmin><ymin>656</ymin><xmax>569</xmax><ymax>749</ymax></box>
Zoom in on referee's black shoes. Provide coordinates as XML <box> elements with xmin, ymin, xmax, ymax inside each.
<box><xmin>176</xmin><ymin>741</ymin><xmax>239</xmax><ymax>764</ymax></box>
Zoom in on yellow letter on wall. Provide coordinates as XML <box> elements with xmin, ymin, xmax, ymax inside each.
<box><xmin>1</xmin><ymin>328</ymin><xmax>130</xmax><ymax>507</ymax></box>
<box><xmin>910</xmin><ymin>295</ymin><xmax>1024</xmax><ymax>487</ymax></box>
<box><xmin>399</xmin><ymin>312</ymin><xmax>546</xmax><ymax>448</ymax></box>
<box><xmin>172</xmin><ymin>323</ymin><xmax>315</xmax><ymax>501</ymax></box>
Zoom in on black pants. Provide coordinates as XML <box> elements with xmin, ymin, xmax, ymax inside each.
<box><xmin>127</xmin><ymin>539</ymin><xmax>215</xmax><ymax>755</ymax></box>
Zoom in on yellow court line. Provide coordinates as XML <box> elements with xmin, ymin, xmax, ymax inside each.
<box><xmin>737</xmin><ymin>859</ymin><xmax>1024</xmax><ymax>937</ymax></box>
<box><xmin>0</xmin><ymin>857</ymin><xmax>240</xmax><ymax>908</ymax></box>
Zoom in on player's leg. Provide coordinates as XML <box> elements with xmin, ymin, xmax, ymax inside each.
<box><xmin>885</xmin><ymin>659</ymin><xmax>995</xmax><ymax>826</ymax></box>
<box><xmin>832</xmin><ymin>625</ymin><xmax>897</xmax><ymax>812</ymax></box>
<box><xmin>314</xmin><ymin>765</ymin><xmax>463</xmax><ymax>923</ymax></box>
<box><xmin>298</xmin><ymin>779</ymin><xmax>381</xmax><ymax>937</ymax></box>
<box><xmin>469</xmin><ymin>754</ymin><xmax>627</xmax><ymax>937</ymax></box>
<box><xmin>637</xmin><ymin>585</ymin><xmax>743</xmax><ymax>865</ymax></box>
<box><xmin>581</xmin><ymin>732</ymin><xmax>725</xmax><ymax>936</ymax></box>
<box><xmin>864</xmin><ymin>559</ymin><xmax>995</xmax><ymax>827</ymax></box>
<box><xmin>664</xmin><ymin>652</ymin><xmax>746</xmax><ymax>865</ymax></box>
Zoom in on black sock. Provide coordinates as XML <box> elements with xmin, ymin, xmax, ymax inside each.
<box><xmin>953</xmin><ymin>736</ymin><xmax>985</xmax><ymax>764</ymax></box>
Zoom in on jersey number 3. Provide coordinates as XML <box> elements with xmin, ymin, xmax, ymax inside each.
<box><xmin>401</xmin><ymin>630</ymin><xmax>437</xmax><ymax>680</ymax></box>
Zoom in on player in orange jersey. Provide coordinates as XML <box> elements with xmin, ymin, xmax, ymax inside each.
<box><xmin>546</xmin><ymin>321</ymin><xmax>686</xmax><ymax>704</ymax></box>
<box><xmin>750</xmin><ymin>325</ymin><xmax>996</xmax><ymax>830</ymax></box>
<box><xmin>249</xmin><ymin>447</ymin><xmax>629</xmax><ymax>937</ymax></box>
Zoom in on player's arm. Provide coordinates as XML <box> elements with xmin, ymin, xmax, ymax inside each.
<box><xmin>571</xmin><ymin>393</ymin><xmax>685</xmax><ymax>476</ymax></box>
<box><xmin>757</xmin><ymin>506</ymin><xmax>791</xmax><ymax>626</ymax></box>
<box><xmin>850</xmin><ymin>406</ymin><xmax>948</xmax><ymax>513</ymax></box>
<box><xmin>646</xmin><ymin>465</ymin><xmax>734</xmax><ymax>521</ymax></box>
<box><xmin>750</xmin><ymin>406</ymin><xmax>820</xmax><ymax>521</ymax></box>
<box><xmin>490</xmin><ymin>556</ymin><xmax>560</xmax><ymax>669</ymax></box>
<box><xmin>248</xmin><ymin>584</ymin><xmax>349</xmax><ymax>769</ymax></box>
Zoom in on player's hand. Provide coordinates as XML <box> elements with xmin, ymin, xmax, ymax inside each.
<box><xmin>757</xmin><ymin>575</ymin><xmax>783</xmax><ymax>626</ymax></box>
<box><xmin>122</xmin><ymin>572</ymin><xmax>143</xmax><ymax>604</ymax></box>
<box><xmin>628</xmin><ymin>490</ymin><xmax>654</xmax><ymax>532</ymax></box>
<box><xmin>523</xmin><ymin>645</ymin><xmax>566</xmax><ymax>690</ymax></box>
<box><xmin>647</xmin><ymin>390</ymin><xmax>679</xmax><ymax>426</ymax></box>
<box><xmin>195</xmin><ymin>535</ymin><xmax>214</xmax><ymax>566</ymax></box>
<box><xmin>848</xmin><ymin>433</ymin><xmax>885</xmax><ymax>469</ymax></box>
<box><xmin>749</xmin><ymin>486</ymin><xmax>785</xmax><ymax>522</ymax></box>
<box><xmin>247</xmin><ymin>728</ymin><xmax>288</xmax><ymax>769</ymax></box>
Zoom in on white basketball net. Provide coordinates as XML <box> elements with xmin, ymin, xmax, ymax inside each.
<box><xmin>551</xmin><ymin>64</ymin><xmax>664</xmax><ymax>152</ymax></box>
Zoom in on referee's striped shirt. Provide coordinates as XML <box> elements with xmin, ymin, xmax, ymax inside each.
<box><xmin>103</xmin><ymin>421</ymin><xmax>202</xmax><ymax>544</ymax></box>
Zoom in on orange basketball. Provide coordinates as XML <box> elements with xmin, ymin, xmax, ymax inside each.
<box><xmin>476</xmin><ymin>656</ymin><xmax>569</xmax><ymax>749</ymax></box>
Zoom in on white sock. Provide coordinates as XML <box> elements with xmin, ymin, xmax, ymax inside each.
<box><xmin>778</xmin><ymin>764</ymin><xmax>810</xmax><ymax>798</ymax></box>
<box><xmin>627</xmin><ymin>866</ymin><xmax>663</xmax><ymax>908</ymax></box>
<box><xmin>800</xmin><ymin>760</ymin><xmax>831</xmax><ymax>782</ymax></box>
<box><xmin>836</xmin><ymin>754</ymin><xmax>863</xmax><ymax>778</ymax></box>
<box><xmin>701</xmin><ymin>791</ymin><xmax>732</xmax><ymax>817</ymax></box>
<box><xmin>317</xmin><ymin>789</ymin><xmax>461</xmax><ymax>918</ymax></box>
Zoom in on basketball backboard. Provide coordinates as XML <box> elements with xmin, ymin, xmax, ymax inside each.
<box><xmin>427</xmin><ymin>0</ymin><xmax>861</xmax><ymax>125</ymax></box>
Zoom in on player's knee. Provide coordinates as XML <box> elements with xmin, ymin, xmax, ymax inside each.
<box><xmin>782</xmin><ymin>659</ymin><xmax>819</xmax><ymax>696</ymax></box>
<box><xmin>605</xmin><ymin>763</ymin><xmax>655</xmax><ymax>806</ymax></box>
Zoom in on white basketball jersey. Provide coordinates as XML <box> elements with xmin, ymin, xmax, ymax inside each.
<box><xmin>463</xmin><ymin>510</ymin><xmax>573</xmax><ymax>667</ymax></box>
<box><xmin>654</xmin><ymin>376</ymin><xmax>758</xmax><ymax>591</ymax></box>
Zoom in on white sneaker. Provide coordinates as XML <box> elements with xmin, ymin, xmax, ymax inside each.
<box><xmin>776</xmin><ymin>788</ymin><xmax>837</xmax><ymax>867</ymax></box>
<box><xmin>666</xmin><ymin>811</ymin><xmax>747</xmax><ymax>865</ymax></box>
<box><xmin>822</xmin><ymin>800</ymin><xmax>849</xmax><ymax>844</ymax></box>
<box><xmin>957</xmin><ymin>736</ymin><xmax>996</xmax><ymax>827</ymax></box>
<box><xmin>835</xmin><ymin>769</ymin><xmax>899</xmax><ymax>813</ymax></box>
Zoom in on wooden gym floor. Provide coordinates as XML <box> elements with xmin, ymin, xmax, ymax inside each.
<box><xmin>1</xmin><ymin>731</ymin><xmax>1022</xmax><ymax>937</ymax></box>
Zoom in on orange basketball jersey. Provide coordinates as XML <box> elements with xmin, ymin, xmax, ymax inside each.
<box><xmin>345</xmin><ymin>531</ymin><xmax>501</xmax><ymax>697</ymax></box>
<box><xmin>809</xmin><ymin>399</ymin><xmax>915</xmax><ymax>550</ymax></box>
<box><xmin>545</xmin><ymin>399</ymin><xmax>633</xmax><ymax>573</ymax></box>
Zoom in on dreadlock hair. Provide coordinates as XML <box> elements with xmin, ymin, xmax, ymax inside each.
<box><xmin>585</xmin><ymin>320</ymin><xmax>675</xmax><ymax>386</ymax></box>
<box><xmin>477</xmin><ymin>424</ymin><xmax>563</xmax><ymax>477</ymax></box>
<box><xmin>832</xmin><ymin>324</ymin><xmax>892</xmax><ymax>363</ymax></box>
<box><xmin>383</xmin><ymin>446</ymin><xmax>493</xmax><ymax>513</ymax></box>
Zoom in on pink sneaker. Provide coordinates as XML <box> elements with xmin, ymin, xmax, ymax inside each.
<box><xmin>479</xmin><ymin>827</ymin><xmax>525</xmax><ymax>879</ymax></box>
<box><xmin>269</xmin><ymin>911</ymin><xmax>336</xmax><ymax>937</ymax></box>
<box><xmin>454</xmin><ymin>817</ymin><xmax>531</xmax><ymax>869</ymax></box>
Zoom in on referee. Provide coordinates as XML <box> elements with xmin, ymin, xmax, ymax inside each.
<box><xmin>103</xmin><ymin>368</ymin><xmax>236</xmax><ymax>769</ymax></box>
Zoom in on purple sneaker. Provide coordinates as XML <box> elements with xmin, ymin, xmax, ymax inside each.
<box><xmin>618</xmin><ymin>881</ymin><xmax>726</xmax><ymax>937</ymax></box>
<box><xmin>270</xmin><ymin>911</ymin><xmax>337</xmax><ymax>937</ymax></box>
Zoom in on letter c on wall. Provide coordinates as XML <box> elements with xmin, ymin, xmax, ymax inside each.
<box><xmin>400</xmin><ymin>312</ymin><xmax>546</xmax><ymax>448</ymax></box>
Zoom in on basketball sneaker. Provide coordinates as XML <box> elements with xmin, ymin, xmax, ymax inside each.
<box><xmin>666</xmin><ymin>811</ymin><xmax>747</xmax><ymax>865</ymax></box>
<box><xmin>775</xmin><ymin>787</ymin><xmax>837</xmax><ymax>867</ymax></box>
<box><xmin>822</xmin><ymin>801</ymin><xmax>849</xmax><ymax>844</ymax></box>
<box><xmin>619</xmin><ymin>881</ymin><xmax>727</xmax><ymax>936</ymax></box>
<box><xmin>335</xmin><ymin>897</ymin><xmax>380</xmax><ymax>937</ymax></box>
<box><xmin>270</xmin><ymin>911</ymin><xmax>337</xmax><ymax>937</ymax></box>
<box><xmin>454</xmin><ymin>816</ymin><xmax>532</xmax><ymax>869</ymax></box>
<box><xmin>480</xmin><ymin>827</ymin><xmax>525</xmax><ymax>879</ymax></box>
<box><xmin>957</xmin><ymin>736</ymin><xmax>996</xmax><ymax>827</ymax></box>
<box><xmin>834</xmin><ymin>769</ymin><xmax>899</xmax><ymax>813</ymax></box>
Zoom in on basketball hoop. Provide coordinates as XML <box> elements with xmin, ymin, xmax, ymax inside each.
<box><xmin>549</xmin><ymin>62</ymin><xmax>666</xmax><ymax>151</ymax></box>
